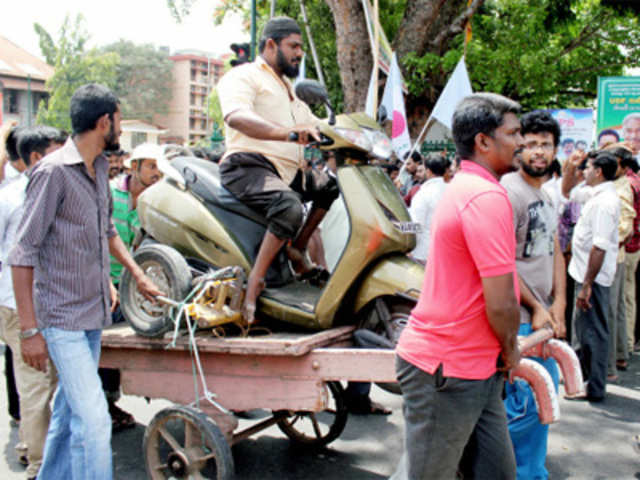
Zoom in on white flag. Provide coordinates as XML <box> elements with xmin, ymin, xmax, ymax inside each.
<box><xmin>365</xmin><ymin>65</ymin><xmax>378</xmax><ymax>118</ymax></box>
<box><xmin>380</xmin><ymin>52</ymin><xmax>411</xmax><ymax>159</ymax></box>
<box><xmin>294</xmin><ymin>54</ymin><xmax>306</xmax><ymax>86</ymax></box>
<box><xmin>430</xmin><ymin>58</ymin><xmax>472</xmax><ymax>130</ymax></box>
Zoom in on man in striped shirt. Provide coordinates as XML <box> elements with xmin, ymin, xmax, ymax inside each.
<box><xmin>102</xmin><ymin>143</ymin><xmax>164</xmax><ymax>432</ymax></box>
<box><xmin>9</xmin><ymin>84</ymin><xmax>162</xmax><ymax>480</ymax></box>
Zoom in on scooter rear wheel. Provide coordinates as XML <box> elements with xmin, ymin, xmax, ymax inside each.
<box><xmin>120</xmin><ymin>244</ymin><xmax>192</xmax><ymax>338</ymax></box>
<box><xmin>358</xmin><ymin>298</ymin><xmax>413</xmax><ymax>394</ymax></box>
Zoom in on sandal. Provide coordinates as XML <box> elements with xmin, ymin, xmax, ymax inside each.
<box><xmin>346</xmin><ymin>397</ymin><xmax>392</xmax><ymax>416</ymax></box>
<box><xmin>616</xmin><ymin>360</ymin><xmax>628</xmax><ymax>371</ymax></box>
<box><xmin>109</xmin><ymin>402</ymin><xmax>135</xmax><ymax>433</ymax></box>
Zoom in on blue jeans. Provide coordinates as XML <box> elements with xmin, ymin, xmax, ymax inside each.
<box><xmin>505</xmin><ymin>323</ymin><xmax>559</xmax><ymax>480</ymax></box>
<box><xmin>39</xmin><ymin>328</ymin><xmax>112</xmax><ymax>480</ymax></box>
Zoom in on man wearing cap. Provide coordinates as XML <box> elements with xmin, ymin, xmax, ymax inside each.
<box><xmin>100</xmin><ymin>142</ymin><xmax>165</xmax><ymax>433</ymax></box>
<box><xmin>217</xmin><ymin>16</ymin><xmax>339</xmax><ymax>324</ymax></box>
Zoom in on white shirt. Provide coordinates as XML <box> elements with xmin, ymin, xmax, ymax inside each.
<box><xmin>0</xmin><ymin>173</ymin><xmax>28</xmax><ymax>309</ymax></box>
<box><xmin>541</xmin><ymin>176</ymin><xmax>564</xmax><ymax>220</ymax></box>
<box><xmin>569</xmin><ymin>180</ymin><xmax>594</xmax><ymax>205</ymax></box>
<box><xmin>409</xmin><ymin>176</ymin><xmax>447</xmax><ymax>262</ymax></box>
<box><xmin>568</xmin><ymin>181</ymin><xmax>620</xmax><ymax>287</ymax></box>
<box><xmin>1</xmin><ymin>162</ymin><xmax>20</xmax><ymax>187</ymax></box>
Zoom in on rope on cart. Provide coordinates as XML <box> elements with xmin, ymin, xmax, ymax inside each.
<box><xmin>163</xmin><ymin>271</ymin><xmax>234</xmax><ymax>415</ymax></box>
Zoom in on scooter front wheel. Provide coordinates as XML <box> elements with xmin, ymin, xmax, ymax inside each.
<box><xmin>120</xmin><ymin>244</ymin><xmax>192</xmax><ymax>338</ymax></box>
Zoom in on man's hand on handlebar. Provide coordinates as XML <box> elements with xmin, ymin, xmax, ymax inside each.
<box><xmin>286</xmin><ymin>124</ymin><xmax>321</xmax><ymax>144</ymax></box>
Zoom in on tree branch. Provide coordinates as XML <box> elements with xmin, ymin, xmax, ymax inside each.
<box><xmin>430</xmin><ymin>0</ymin><xmax>484</xmax><ymax>53</ymax></box>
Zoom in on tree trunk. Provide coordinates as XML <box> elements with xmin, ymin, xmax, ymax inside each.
<box><xmin>324</xmin><ymin>0</ymin><xmax>372</xmax><ymax>112</ymax></box>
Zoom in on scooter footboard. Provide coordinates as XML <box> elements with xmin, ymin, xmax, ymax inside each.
<box><xmin>511</xmin><ymin>359</ymin><xmax>560</xmax><ymax>425</ymax></box>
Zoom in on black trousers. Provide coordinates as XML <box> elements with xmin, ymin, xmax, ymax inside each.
<box><xmin>220</xmin><ymin>153</ymin><xmax>338</xmax><ymax>240</ymax></box>
<box><xmin>574</xmin><ymin>281</ymin><xmax>610</xmax><ymax>400</ymax></box>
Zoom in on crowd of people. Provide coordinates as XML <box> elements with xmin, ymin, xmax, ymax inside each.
<box><xmin>1</xmin><ymin>13</ymin><xmax>640</xmax><ymax>480</ymax></box>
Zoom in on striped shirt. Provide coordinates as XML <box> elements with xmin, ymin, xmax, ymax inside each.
<box><xmin>8</xmin><ymin>137</ymin><xmax>117</xmax><ymax>331</ymax></box>
<box><xmin>109</xmin><ymin>175</ymin><xmax>140</xmax><ymax>284</ymax></box>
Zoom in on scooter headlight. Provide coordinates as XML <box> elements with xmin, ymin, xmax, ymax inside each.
<box><xmin>363</xmin><ymin>129</ymin><xmax>393</xmax><ymax>160</ymax></box>
<box><xmin>334</xmin><ymin>128</ymin><xmax>372</xmax><ymax>151</ymax></box>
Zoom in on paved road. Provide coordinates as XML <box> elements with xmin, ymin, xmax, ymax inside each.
<box><xmin>2</xmin><ymin>344</ymin><xmax>640</xmax><ymax>479</ymax></box>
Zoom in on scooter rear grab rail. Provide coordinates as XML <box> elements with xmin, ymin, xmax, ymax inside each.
<box><xmin>512</xmin><ymin>327</ymin><xmax>586</xmax><ymax>424</ymax></box>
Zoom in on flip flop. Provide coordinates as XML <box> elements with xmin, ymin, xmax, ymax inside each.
<box><xmin>347</xmin><ymin>398</ymin><xmax>392</xmax><ymax>415</ymax></box>
<box><xmin>109</xmin><ymin>403</ymin><xmax>136</xmax><ymax>433</ymax></box>
<box><xmin>616</xmin><ymin>360</ymin><xmax>628</xmax><ymax>371</ymax></box>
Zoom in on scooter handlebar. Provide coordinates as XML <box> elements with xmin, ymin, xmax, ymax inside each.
<box><xmin>288</xmin><ymin>131</ymin><xmax>334</xmax><ymax>147</ymax></box>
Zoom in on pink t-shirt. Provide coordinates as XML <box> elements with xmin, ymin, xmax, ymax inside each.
<box><xmin>396</xmin><ymin>161</ymin><xmax>519</xmax><ymax>380</ymax></box>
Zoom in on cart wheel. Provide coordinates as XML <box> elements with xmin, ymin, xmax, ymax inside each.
<box><xmin>277</xmin><ymin>381</ymin><xmax>348</xmax><ymax>449</ymax></box>
<box><xmin>120</xmin><ymin>244</ymin><xmax>191</xmax><ymax>338</ymax></box>
<box><xmin>144</xmin><ymin>405</ymin><xmax>234</xmax><ymax>480</ymax></box>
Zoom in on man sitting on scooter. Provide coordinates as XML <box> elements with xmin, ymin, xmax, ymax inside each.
<box><xmin>217</xmin><ymin>16</ymin><xmax>338</xmax><ymax>324</ymax></box>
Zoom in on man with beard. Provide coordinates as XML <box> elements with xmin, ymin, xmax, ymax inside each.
<box><xmin>500</xmin><ymin>110</ymin><xmax>565</xmax><ymax>480</ymax></box>
<box><xmin>106</xmin><ymin>149</ymin><xmax>124</xmax><ymax>180</ymax></box>
<box><xmin>8</xmin><ymin>84</ymin><xmax>161</xmax><ymax>479</ymax></box>
<box><xmin>217</xmin><ymin>16</ymin><xmax>338</xmax><ymax>324</ymax></box>
<box><xmin>393</xmin><ymin>93</ymin><xmax>523</xmax><ymax>480</ymax></box>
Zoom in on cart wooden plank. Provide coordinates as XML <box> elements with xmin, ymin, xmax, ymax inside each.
<box><xmin>101</xmin><ymin>324</ymin><xmax>355</xmax><ymax>356</ymax></box>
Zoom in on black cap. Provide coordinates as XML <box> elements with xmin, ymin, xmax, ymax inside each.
<box><xmin>260</xmin><ymin>16</ymin><xmax>301</xmax><ymax>43</ymax></box>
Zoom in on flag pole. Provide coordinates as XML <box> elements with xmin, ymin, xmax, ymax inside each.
<box><xmin>299</xmin><ymin>0</ymin><xmax>326</xmax><ymax>86</ymax></box>
<box><xmin>371</xmin><ymin>0</ymin><xmax>380</xmax><ymax>119</ymax></box>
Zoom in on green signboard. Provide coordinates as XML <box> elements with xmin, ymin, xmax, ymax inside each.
<box><xmin>596</xmin><ymin>76</ymin><xmax>640</xmax><ymax>150</ymax></box>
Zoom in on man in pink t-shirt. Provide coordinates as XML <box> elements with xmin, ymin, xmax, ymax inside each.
<box><xmin>392</xmin><ymin>93</ymin><xmax>524</xmax><ymax>480</ymax></box>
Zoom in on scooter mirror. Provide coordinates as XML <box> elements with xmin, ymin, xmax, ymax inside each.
<box><xmin>295</xmin><ymin>80</ymin><xmax>329</xmax><ymax>106</ymax></box>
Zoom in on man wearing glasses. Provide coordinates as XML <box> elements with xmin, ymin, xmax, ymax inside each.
<box><xmin>500</xmin><ymin>110</ymin><xmax>566</xmax><ymax>480</ymax></box>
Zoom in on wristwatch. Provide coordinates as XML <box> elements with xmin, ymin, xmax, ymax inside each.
<box><xmin>19</xmin><ymin>328</ymin><xmax>40</xmax><ymax>340</ymax></box>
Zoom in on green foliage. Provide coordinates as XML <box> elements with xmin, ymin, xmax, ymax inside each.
<box><xmin>170</xmin><ymin>0</ymin><xmax>640</xmax><ymax>114</ymax></box>
<box><xmin>35</xmin><ymin>14</ymin><xmax>118</xmax><ymax>132</ymax></box>
<box><xmin>207</xmin><ymin>87</ymin><xmax>224</xmax><ymax>134</ymax></box>
<box><xmin>463</xmin><ymin>0</ymin><xmax>640</xmax><ymax>109</ymax></box>
<box><xmin>101</xmin><ymin>40</ymin><xmax>174</xmax><ymax>122</ymax></box>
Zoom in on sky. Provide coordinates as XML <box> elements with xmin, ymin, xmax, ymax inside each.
<box><xmin>1</xmin><ymin>0</ymin><xmax>249</xmax><ymax>59</ymax></box>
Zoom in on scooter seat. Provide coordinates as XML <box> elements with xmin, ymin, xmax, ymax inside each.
<box><xmin>171</xmin><ymin>156</ymin><xmax>268</xmax><ymax>227</ymax></box>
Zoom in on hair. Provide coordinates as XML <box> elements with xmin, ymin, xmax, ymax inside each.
<box><xmin>17</xmin><ymin>126</ymin><xmax>67</xmax><ymax>166</ymax></box>
<box><xmin>598</xmin><ymin>129</ymin><xmax>620</xmax><ymax>143</ymax></box>
<box><xmin>561</xmin><ymin>138</ymin><xmax>574</xmax><ymax>146</ymax></box>
<box><xmin>623</xmin><ymin>113</ymin><xmax>640</xmax><ymax>127</ymax></box>
<box><xmin>258</xmin><ymin>16</ymin><xmax>302</xmax><ymax>53</ymax></box>
<box><xmin>519</xmin><ymin>110</ymin><xmax>561</xmax><ymax>147</ymax></box>
<box><xmin>591</xmin><ymin>151</ymin><xmax>618</xmax><ymax>181</ymax></box>
<box><xmin>5</xmin><ymin>126</ymin><xmax>22</xmax><ymax>162</ymax></box>
<box><xmin>423</xmin><ymin>154</ymin><xmax>450</xmax><ymax>177</ymax></box>
<box><xmin>548</xmin><ymin>159</ymin><xmax>562</xmax><ymax>177</ymax></box>
<box><xmin>404</xmin><ymin>150</ymin><xmax>422</xmax><ymax>164</ymax></box>
<box><xmin>70</xmin><ymin>84</ymin><xmax>119</xmax><ymax>135</ymax></box>
<box><xmin>452</xmin><ymin>93</ymin><xmax>521</xmax><ymax>159</ymax></box>
<box><xmin>607</xmin><ymin>145</ymin><xmax>633</xmax><ymax>166</ymax></box>
<box><xmin>384</xmin><ymin>163</ymin><xmax>399</xmax><ymax>173</ymax></box>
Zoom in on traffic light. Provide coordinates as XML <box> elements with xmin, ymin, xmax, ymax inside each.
<box><xmin>230</xmin><ymin>43</ymin><xmax>251</xmax><ymax>67</ymax></box>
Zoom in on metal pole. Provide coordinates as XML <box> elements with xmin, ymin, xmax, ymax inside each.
<box><xmin>270</xmin><ymin>0</ymin><xmax>276</xmax><ymax>18</ymax></box>
<box><xmin>299</xmin><ymin>0</ymin><xmax>325</xmax><ymax>86</ymax></box>
<box><xmin>206</xmin><ymin>56</ymin><xmax>211</xmax><ymax>135</ymax></box>
<box><xmin>251</xmin><ymin>0</ymin><xmax>257</xmax><ymax>61</ymax></box>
